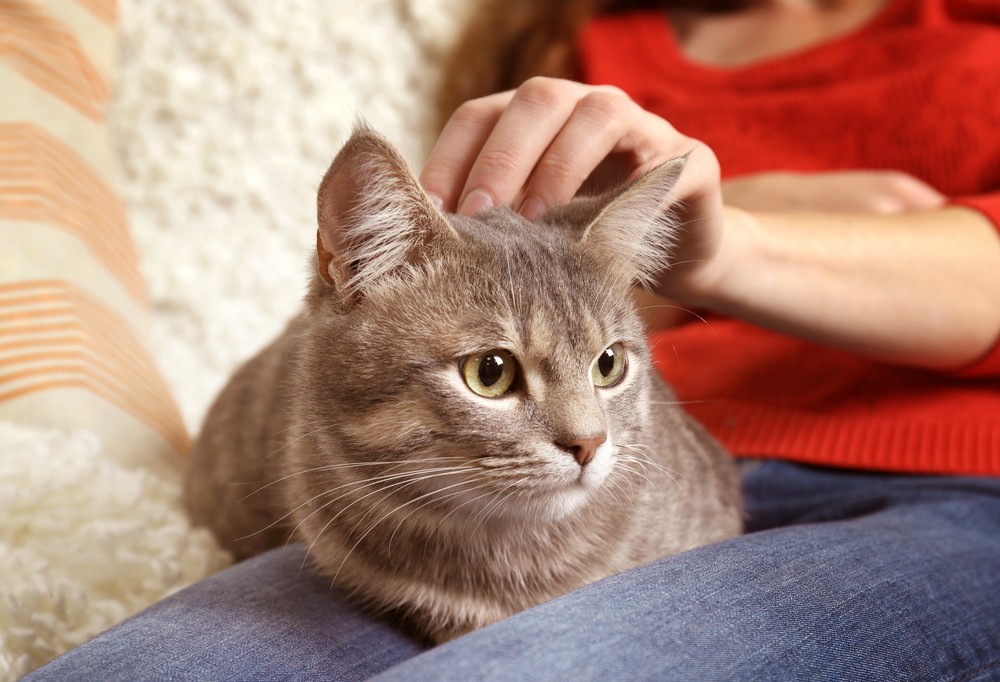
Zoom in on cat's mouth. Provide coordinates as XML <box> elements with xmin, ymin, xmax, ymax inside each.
<box><xmin>524</xmin><ymin>443</ymin><xmax>617</xmax><ymax>517</ymax></box>
<box><xmin>575</xmin><ymin>468</ymin><xmax>600</xmax><ymax>487</ymax></box>
<box><xmin>573</xmin><ymin>440</ymin><xmax>615</xmax><ymax>488</ymax></box>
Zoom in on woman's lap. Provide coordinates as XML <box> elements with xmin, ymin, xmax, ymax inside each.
<box><xmin>26</xmin><ymin>461</ymin><xmax>1000</xmax><ymax>681</ymax></box>
<box><xmin>21</xmin><ymin>541</ymin><xmax>422</xmax><ymax>681</ymax></box>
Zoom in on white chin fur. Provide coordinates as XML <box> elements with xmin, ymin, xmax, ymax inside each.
<box><xmin>579</xmin><ymin>440</ymin><xmax>614</xmax><ymax>488</ymax></box>
<box><xmin>527</xmin><ymin>440</ymin><xmax>618</xmax><ymax>521</ymax></box>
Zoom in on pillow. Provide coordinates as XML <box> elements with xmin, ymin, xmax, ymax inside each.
<box><xmin>0</xmin><ymin>0</ymin><xmax>187</xmax><ymax>470</ymax></box>
<box><xmin>0</xmin><ymin>1</ymin><xmax>229</xmax><ymax>677</ymax></box>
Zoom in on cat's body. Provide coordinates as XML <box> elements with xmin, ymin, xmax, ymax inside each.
<box><xmin>185</xmin><ymin>125</ymin><xmax>741</xmax><ymax>643</ymax></box>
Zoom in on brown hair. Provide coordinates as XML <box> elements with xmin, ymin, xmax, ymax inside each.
<box><xmin>436</xmin><ymin>0</ymin><xmax>734</xmax><ymax>130</ymax></box>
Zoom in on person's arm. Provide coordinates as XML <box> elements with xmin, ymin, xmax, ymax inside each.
<box><xmin>420</xmin><ymin>77</ymin><xmax>1000</xmax><ymax>373</ymax></box>
<box><xmin>673</xmin><ymin>206</ymin><xmax>1000</xmax><ymax>371</ymax></box>
<box><xmin>636</xmin><ymin>169</ymin><xmax>954</xmax><ymax>333</ymax></box>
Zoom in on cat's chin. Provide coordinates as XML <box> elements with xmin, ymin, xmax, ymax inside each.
<box><xmin>500</xmin><ymin>476</ymin><xmax>612</xmax><ymax>524</ymax></box>
<box><xmin>540</xmin><ymin>485</ymin><xmax>597</xmax><ymax>521</ymax></box>
<box><xmin>520</xmin><ymin>444</ymin><xmax>618</xmax><ymax>522</ymax></box>
<box><xmin>464</xmin><ymin>486</ymin><xmax>593</xmax><ymax>526</ymax></box>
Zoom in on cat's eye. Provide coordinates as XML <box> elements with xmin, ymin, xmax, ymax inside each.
<box><xmin>592</xmin><ymin>342</ymin><xmax>626</xmax><ymax>388</ymax></box>
<box><xmin>462</xmin><ymin>350</ymin><xmax>518</xmax><ymax>398</ymax></box>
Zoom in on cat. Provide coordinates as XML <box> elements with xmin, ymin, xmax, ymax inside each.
<box><xmin>184</xmin><ymin>123</ymin><xmax>742</xmax><ymax>644</ymax></box>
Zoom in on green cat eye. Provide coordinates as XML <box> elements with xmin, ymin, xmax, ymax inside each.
<box><xmin>463</xmin><ymin>349</ymin><xmax>518</xmax><ymax>398</ymax></box>
<box><xmin>592</xmin><ymin>342</ymin><xmax>626</xmax><ymax>388</ymax></box>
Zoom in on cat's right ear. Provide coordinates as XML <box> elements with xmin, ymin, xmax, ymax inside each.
<box><xmin>580</xmin><ymin>157</ymin><xmax>686</xmax><ymax>290</ymax></box>
<box><xmin>316</xmin><ymin>123</ymin><xmax>457</xmax><ymax>307</ymax></box>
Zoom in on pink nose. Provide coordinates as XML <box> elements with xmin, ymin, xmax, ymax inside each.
<box><xmin>559</xmin><ymin>434</ymin><xmax>607</xmax><ymax>467</ymax></box>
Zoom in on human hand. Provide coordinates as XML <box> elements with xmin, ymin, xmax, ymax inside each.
<box><xmin>721</xmin><ymin>170</ymin><xmax>945</xmax><ymax>214</ymax></box>
<box><xmin>419</xmin><ymin>77</ymin><xmax>727</xmax><ymax>302</ymax></box>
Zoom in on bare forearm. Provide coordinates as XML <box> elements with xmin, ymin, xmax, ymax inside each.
<box><xmin>686</xmin><ymin>206</ymin><xmax>1000</xmax><ymax>370</ymax></box>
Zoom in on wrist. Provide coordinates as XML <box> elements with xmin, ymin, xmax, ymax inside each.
<box><xmin>674</xmin><ymin>205</ymin><xmax>760</xmax><ymax>311</ymax></box>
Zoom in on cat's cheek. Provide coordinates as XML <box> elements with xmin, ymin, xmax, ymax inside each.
<box><xmin>338</xmin><ymin>399</ymin><xmax>440</xmax><ymax>451</ymax></box>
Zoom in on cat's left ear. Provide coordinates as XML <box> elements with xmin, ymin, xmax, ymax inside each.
<box><xmin>581</xmin><ymin>157</ymin><xmax>686</xmax><ymax>288</ymax></box>
<box><xmin>316</xmin><ymin>123</ymin><xmax>457</xmax><ymax>305</ymax></box>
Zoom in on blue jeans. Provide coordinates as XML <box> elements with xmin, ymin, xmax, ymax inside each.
<box><xmin>26</xmin><ymin>461</ymin><xmax>1000</xmax><ymax>681</ymax></box>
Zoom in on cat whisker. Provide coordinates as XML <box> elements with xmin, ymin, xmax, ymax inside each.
<box><xmin>359</xmin><ymin>475</ymin><xmax>497</xmax><ymax>573</ymax></box>
<box><xmin>617</xmin><ymin>441</ymin><xmax>651</xmax><ymax>452</ymax></box>
<box><xmin>637</xmin><ymin>301</ymin><xmax>710</xmax><ymax>327</ymax></box>
<box><xmin>245</xmin><ymin>462</ymin><xmax>469</xmax><ymax>531</ymax></box>
<box><xmin>647</xmin><ymin>399</ymin><xmax>713</xmax><ymax>406</ymax></box>
<box><xmin>302</xmin><ymin>464</ymin><xmax>474</xmax><ymax>527</ymax></box>
<box><xmin>484</xmin><ymin>485</ymin><xmax>528</xmax><ymax>531</ymax></box>
<box><xmin>600</xmin><ymin>468</ymin><xmax>633</xmax><ymax>512</ymax></box>
<box><xmin>427</xmin><ymin>477</ymin><xmax>514</xmax><ymax>538</ymax></box>
<box><xmin>620</xmin><ymin>451</ymin><xmax>687</xmax><ymax>483</ymax></box>
<box><xmin>469</xmin><ymin>478</ymin><xmax>523</xmax><ymax>534</ymax></box>
<box><xmin>273</xmin><ymin>418</ymin><xmax>338</xmax><ymax>435</ymax></box>
<box><xmin>465</xmin><ymin>492</ymin><xmax>509</xmax><ymax>541</ymax></box>
<box><xmin>261</xmin><ymin>420</ymin><xmax>343</xmax><ymax>461</ymax></box>
<box><xmin>386</xmin><ymin>478</ymin><xmax>496</xmax><ymax>565</ymax></box>
<box><xmin>334</xmin><ymin>473</ymin><xmax>498</xmax><ymax>585</ymax></box>
<box><xmin>420</xmin><ymin>470</ymin><xmax>522</xmax><ymax>543</ymax></box>
<box><xmin>477</xmin><ymin>454</ymin><xmax>535</xmax><ymax>469</ymax></box>
<box><xmin>616</xmin><ymin>446</ymin><xmax>687</xmax><ymax>488</ymax></box>
<box><xmin>351</xmin><ymin>471</ymin><xmax>487</xmax><ymax>540</ymax></box>
<box><xmin>302</xmin><ymin>466</ymin><xmax>478</xmax><ymax>572</ymax></box>
<box><xmin>238</xmin><ymin>456</ymin><xmax>466</xmax><ymax>502</ymax></box>
<box><xmin>241</xmin><ymin>464</ymin><xmax>472</xmax><ymax>543</ymax></box>
<box><xmin>612</xmin><ymin>458</ymin><xmax>655</xmax><ymax>488</ymax></box>
<box><xmin>615</xmin><ymin>449</ymin><xmax>658</xmax><ymax>475</ymax></box>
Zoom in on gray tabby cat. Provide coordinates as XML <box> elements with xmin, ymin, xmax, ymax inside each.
<box><xmin>185</xmin><ymin>124</ymin><xmax>741</xmax><ymax>644</ymax></box>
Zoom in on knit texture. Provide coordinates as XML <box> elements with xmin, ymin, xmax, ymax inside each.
<box><xmin>579</xmin><ymin>0</ymin><xmax>1000</xmax><ymax>475</ymax></box>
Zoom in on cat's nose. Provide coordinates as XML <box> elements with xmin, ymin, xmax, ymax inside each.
<box><xmin>559</xmin><ymin>434</ymin><xmax>607</xmax><ymax>467</ymax></box>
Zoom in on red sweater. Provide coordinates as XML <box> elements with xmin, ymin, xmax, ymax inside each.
<box><xmin>579</xmin><ymin>0</ymin><xmax>1000</xmax><ymax>476</ymax></box>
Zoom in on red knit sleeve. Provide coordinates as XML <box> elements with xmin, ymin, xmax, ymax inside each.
<box><xmin>945</xmin><ymin>192</ymin><xmax>1000</xmax><ymax>378</ymax></box>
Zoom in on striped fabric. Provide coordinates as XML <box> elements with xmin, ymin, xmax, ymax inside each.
<box><xmin>0</xmin><ymin>1</ymin><xmax>108</xmax><ymax>121</ymax></box>
<box><xmin>0</xmin><ymin>123</ymin><xmax>147</xmax><ymax>300</ymax></box>
<box><xmin>0</xmin><ymin>0</ymin><xmax>188</xmax><ymax>471</ymax></box>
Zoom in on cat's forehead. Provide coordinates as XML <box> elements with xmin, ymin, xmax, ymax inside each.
<box><xmin>442</xmin><ymin>206</ymin><xmax>597</xmax><ymax>284</ymax></box>
<box><xmin>441</xmin><ymin>209</ymin><xmax>591</xmax><ymax>297</ymax></box>
<box><xmin>447</xmin><ymin>206</ymin><xmax>573</xmax><ymax>252</ymax></box>
<box><xmin>427</xmin><ymin>208</ymin><xmax>633</xmax><ymax>353</ymax></box>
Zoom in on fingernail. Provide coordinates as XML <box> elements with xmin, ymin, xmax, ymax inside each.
<box><xmin>459</xmin><ymin>189</ymin><xmax>494</xmax><ymax>216</ymax></box>
<box><xmin>427</xmin><ymin>193</ymin><xmax>445</xmax><ymax>212</ymax></box>
<box><xmin>519</xmin><ymin>196</ymin><xmax>547</xmax><ymax>221</ymax></box>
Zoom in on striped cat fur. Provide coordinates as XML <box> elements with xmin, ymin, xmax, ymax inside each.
<box><xmin>184</xmin><ymin>125</ymin><xmax>741</xmax><ymax>644</ymax></box>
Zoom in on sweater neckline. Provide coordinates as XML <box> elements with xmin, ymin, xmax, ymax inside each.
<box><xmin>639</xmin><ymin>0</ymin><xmax>914</xmax><ymax>82</ymax></box>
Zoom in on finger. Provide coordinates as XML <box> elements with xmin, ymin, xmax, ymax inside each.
<box><xmin>519</xmin><ymin>95</ymin><xmax>706</xmax><ymax>220</ymax></box>
<box><xmin>515</xmin><ymin>87</ymin><xmax>634</xmax><ymax>220</ymax></box>
<box><xmin>838</xmin><ymin>172</ymin><xmax>947</xmax><ymax>214</ymax></box>
<box><xmin>880</xmin><ymin>172</ymin><xmax>946</xmax><ymax>211</ymax></box>
<box><xmin>456</xmin><ymin>78</ymin><xmax>584</xmax><ymax>216</ymax></box>
<box><xmin>419</xmin><ymin>91</ymin><xmax>513</xmax><ymax>212</ymax></box>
